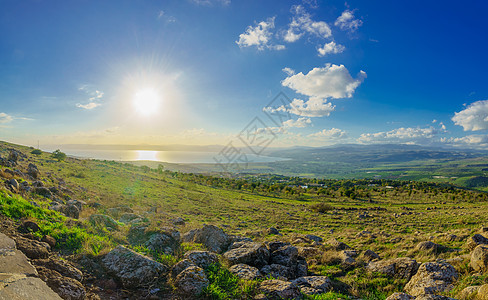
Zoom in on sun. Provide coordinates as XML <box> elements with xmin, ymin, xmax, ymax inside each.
<box><xmin>133</xmin><ymin>88</ymin><xmax>161</xmax><ymax>116</ymax></box>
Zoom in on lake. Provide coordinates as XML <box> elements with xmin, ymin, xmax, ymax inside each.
<box><xmin>44</xmin><ymin>149</ymin><xmax>286</xmax><ymax>164</ymax></box>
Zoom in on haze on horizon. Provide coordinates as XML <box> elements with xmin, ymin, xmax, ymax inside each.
<box><xmin>1</xmin><ymin>0</ymin><xmax>488</xmax><ymax>150</ymax></box>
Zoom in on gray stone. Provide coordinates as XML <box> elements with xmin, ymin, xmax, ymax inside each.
<box><xmin>173</xmin><ymin>266</ymin><xmax>209</xmax><ymax>296</ymax></box>
<box><xmin>466</xmin><ymin>234</ymin><xmax>488</xmax><ymax>251</ymax></box>
<box><xmin>107</xmin><ymin>206</ymin><xmax>133</xmax><ymax>219</ymax></box>
<box><xmin>102</xmin><ymin>246</ymin><xmax>167</xmax><ymax>288</ymax></box>
<box><xmin>182</xmin><ymin>225</ymin><xmax>230</xmax><ymax>253</ymax></box>
<box><xmin>404</xmin><ymin>261</ymin><xmax>458</xmax><ymax>296</ymax></box>
<box><xmin>456</xmin><ymin>285</ymin><xmax>480</xmax><ymax>300</ymax></box>
<box><xmin>261</xmin><ymin>264</ymin><xmax>291</xmax><ymax>280</ymax></box>
<box><xmin>184</xmin><ymin>250</ymin><xmax>219</xmax><ymax>269</ymax></box>
<box><xmin>119</xmin><ymin>213</ymin><xmax>141</xmax><ymax>224</ymax></box>
<box><xmin>223</xmin><ymin>242</ymin><xmax>270</xmax><ymax>268</ymax></box>
<box><xmin>229</xmin><ymin>264</ymin><xmax>261</xmax><ymax>280</ymax></box>
<box><xmin>171</xmin><ymin>259</ymin><xmax>196</xmax><ymax>279</ymax></box>
<box><xmin>89</xmin><ymin>214</ymin><xmax>119</xmax><ymax>230</ymax></box>
<box><xmin>0</xmin><ymin>276</ymin><xmax>62</xmax><ymax>300</ymax></box>
<box><xmin>366</xmin><ymin>257</ymin><xmax>419</xmax><ymax>280</ymax></box>
<box><xmin>292</xmin><ymin>276</ymin><xmax>332</xmax><ymax>295</ymax></box>
<box><xmin>471</xmin><ymin>244</ymin><xmax>488</xmax><ymax>273</ymax></box>
<box><xmin>385</xmin><ymin>292</ymin><xmax>414</xmax><ymax>300</ymax></box>
<box><xmin>259</xmin><ymin>279</ymin><xmax>301</xmax><ymax>299</ymax></box>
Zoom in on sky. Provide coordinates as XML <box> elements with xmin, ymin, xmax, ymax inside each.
<box><xmin>1</xmin><ymin>0</ymin><xmax>488</xmax><ymax>149</ymax></box>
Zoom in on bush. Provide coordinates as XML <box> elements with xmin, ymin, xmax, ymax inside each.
<box><xmin>52</xmin><ymin>149</ymin><xmax>67</xmax><ymax>161</ymax></box>
<box><xmin>31</xmin><ymin>149</ymin><xmax>42</xmax><ymax>155</ymax></box>
<box><xmin>310</xmin><ymin>202</ymin><xmax>334</xmax><ymax>213</ymax></box>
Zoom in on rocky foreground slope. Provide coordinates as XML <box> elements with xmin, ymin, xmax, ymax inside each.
<box><xmin>3</xmin><ymin>147</ymin><xmax>488</xmax><ymax>299</ymax></box>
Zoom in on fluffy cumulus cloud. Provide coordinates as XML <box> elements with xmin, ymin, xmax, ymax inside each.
<box><xmin>358</xmin><ymin>126</ymin><xmax>444</xmax><ymax>145</ymax></box>
<box><xmin>317</xmin><ymin>41</ymin><xmax>345</xmax><ymax>56</ymax></box>
<box><xmin>334</xmin><ymin>9</ymin><xmax>363</xmax><ymax>33</ymax></box>
<box><xmin>282</xmin><ymin>63</ymin><xmax>366</xmax><ymax>99</ymax></box>
<box><xmin>0</xmin><ymin>113</ymin><xmax>13</xmax><ymax>124</ymax></box>
<box><xmin>284</xmin><ymin>5</ymin><xmax>332</xmax><ymax>42</ymax></box>
<box><xmin>309</xmin><ymin>128</ymin><xmax>347</xmax><ymax>139</ymax></box>
<box><xmin>236</xmin><ymin>17</ymin><xmax>285</xmax><ymax>51</ymax></box>
<box><xmin>452</xmin><ymin>100</ymin><xmax>488</xmax><ymax>131</ymax></box>
<box><xmin>282</xmin><ymin>117</ymin><xmax>312</xmax><ymax>128</ymax></box>
<box><xmin>288</xmin><ymin>97</ymin><xmax>335</xmax><ymax>117</ymax></box>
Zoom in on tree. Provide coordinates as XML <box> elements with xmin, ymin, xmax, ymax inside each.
<box><xmin>31</xmin><ymin>149</ymin><xmax>42</xmax><ymax>156</ymax></box>
<box><xmin>51</xmin><ymin>149</ymin><xmax>66</xmax><ymax>161</ymax></box>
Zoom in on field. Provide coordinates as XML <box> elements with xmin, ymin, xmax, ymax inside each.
<box><xmin>2</xmin><ymin>140</ymin><xmax>488</xmax><ymax>299</ymax></box>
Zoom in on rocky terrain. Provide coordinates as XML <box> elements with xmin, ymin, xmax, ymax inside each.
<box><xmin>2</xmin><ymin>144</ymin><xmax>488</xmax><ymax>299</ymax></box>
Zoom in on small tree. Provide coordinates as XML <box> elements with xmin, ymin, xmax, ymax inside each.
<box><xmin>31</xmin><ymin>149</ymin><xmax>42</xmax><ymax>156</ymax></box>
<box><xmin>52</xmin><ymin>149</ymin><xmax>66</xmax><ymax>162</ymax></box>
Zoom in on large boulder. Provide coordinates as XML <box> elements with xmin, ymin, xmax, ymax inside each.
<box><xmin>14</xmin><ymin>236</ymin><xmax>50</xmax><ymax>259</ymax></box>
<box><xmin>173</xmin><ymin>266</ymin><xmax>209</xmax><ymax>296</ymax></box>
<box><xmin>102</xmin><ymin>246</ymin><xmax>166</xmax><ymax>288</ymax></box>
<box><xmin>36</xmin><ymin>266</ymin><xmax>86</xmax><ymax>300</ymax></box>
<box><xmin>182</xmin><ymin>225</ymin><xmax>230</xmax><ymax>253</ymax></box>
<box><xmin>404</xmin><ymin>261</ymin><xmax>458</xmax><ymax>296</ymax></box>
<box><xmin>259</xmin><ymin>279</ymin><xmax>302</xmax><ymax>299</ymax></box>
<box><xmin>471</xmin><ymin>245</ymin><xmax>488</xmax><ymax>273</ymax></box>
<box><xmin>171</xmin><ymin>259</ymin><xmax>196</xmax><ymax>279</ymax></box>
<box><xmin>229</xmin><ymin>264</ymin><xmax>261</xmax><ymax>280</ymax></box>
<box><xmin>466</xmin><ymin>234</ymin><xmax>488</xmax><ymax>251</ymax></box>
<box><xmin>366</xmin><ymin>257</ymin><xmax>419</xmax><ymax>280</ymax></box>
<box><xmin>223</xmin><ymin>242</ymin><xmax>270</xmax><ymax>268</ymax></box>
<box><xmin>184</xmin><ymin>250</ymin><xmax>219</xmax><ymax>269</ymax></box>
<box><xmin>292</xmin><ymin>276</ymin><xmax>332</xmax><ymax>295</ymax></box>
<box><xmin>261</xmin><ymin>264</ymin><xmax>292</xmax><ymax>280</ymax></box>
<box><xmin>145</xmin><ymin>230</ymin><xmax>180</xmax><ymax>254</ymax></box>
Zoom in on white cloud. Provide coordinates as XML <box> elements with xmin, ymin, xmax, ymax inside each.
<box><xmin>452</xmin><ymin>100</ymin><xmax>488</xmax><ymax>131</ymax></box>
<box><xmin>282</xmin><ymin>67</ymin><xmax>295</xmax><ymax>76</ymax></box>
<box><xmin>317</xmin><ymin>41</ymin><xmax>345</xmax><ymax>56</ymax></box>
<box><xmin>442</xmin><ymin>134</ymin><xmax>488</xmax><ymax>148</ymax></box>
<box><xmin>358</xmin><ymin>126</ymin><xmax>444</xmax><ymax>145</ymax></box>
<box><xmin>76</xmin><ymin>102</ymin><xmax>101</xmax><ymax>110</ymax></box>
<box><xmin>283</xmin><ymin>117</ymin><xmax>311</xmax><ymax>128</ymax></box>
<box><xmin>236</xmin><ymin>17</ymin><xmax>285</xmax><ymax>51</ymax></box>
<box><xmin>288</xmin><ymin>97</ymin><xmax>335</xmax><ymax>117</ymax></box>
<box><xmin>191</xmin><ymin>0</ymin><xmax>230</xmax><ymax>6</ymax></box>
<box><xmin>309</xmin><ymin>128</ymin><xmax>347</xmax><ymax>139</ymax></box>
<box><xmin>284</xmin><ymin>5</ymin><xmax>332</xmax><ymax>43</ymax></box>
<box><xmin>282</xmin><ymin>63</ymin><xmax>366</xmax><ymax>99</ymax></box>
<box><xmin>335</xmin><ymin>9</ymin><xmax>363</xmax><ymax>33</ymax></box>
<box><xmin>0</xmin><ymin>113</ymin><xmax>13</xmax><ymax>124</ymax></box>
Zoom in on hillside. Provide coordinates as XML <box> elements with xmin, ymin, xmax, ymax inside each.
<box><xmin>2</xmin><ymin>141</ymin><xmax>488</xmax><ymax>299</ymax></box>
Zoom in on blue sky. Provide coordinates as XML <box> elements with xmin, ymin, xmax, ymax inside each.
<box><xmin>1</xmin><ymin>0</ymin><xmax>488</xmax><ymax>149</ymax></box>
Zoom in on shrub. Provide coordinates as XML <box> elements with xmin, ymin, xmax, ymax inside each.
<box><xmin>31</xmin><ymin>149</ymin><xmax>42</xmax><ymax>155</ymax></box>
<box><xmin>310</xmin><ymin>202</ymin><xmax>334</xmax><ymax>213</ymax></box>
<box><xmin>52</xmin><ymin>149</ymin><xmax>67</xmax><ymax>161</ymax></box>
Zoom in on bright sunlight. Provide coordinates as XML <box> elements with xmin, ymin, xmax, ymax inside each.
<box><xmin>132</xmin><ymin>88</ymin><xmax>161</xmax><ymax>116</ymax></box>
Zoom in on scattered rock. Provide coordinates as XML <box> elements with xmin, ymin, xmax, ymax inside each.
<box><xmin>14</xmin><ymin>236</ymin><xmax>50</xmax><ymax>259</ymax></box>
<box><xmin>328</xmin><ymin>238</ymin><xmax>350</xmax><ymax>250</ymax></box>
<box><xmin>27</xmin><ymin>163</ymin><xmax>41</xmax><ymax>179</ymax></box>
<box><xmin>476</xmin><ymin>284</ymin><xmax>488</xmax><ymax>300</ymax></box>
<box><xmin>466</xmin><ymin>234</ymin><xmax>488</xmax><ymax>251</ymax></box>
<box><xmin>102</xmin><ymin>246</ymin><xmax>167</xmax><ymax>288</ymax></box>
<box><xmin>36</xmin><ymin>266</ymin><xmax>86</xmax><ymax>300</ymax></box>
<box><xmin>268</xmin><ymin>227</ymin><xmax>281</xmax><ymax>235</ymax></box>
<box><xmin>0</xmin><ymin>276</ymin><xmax>62</xmax><ymax>299</ymax></box>
<box><xmin>119</xmin><ymin>213</ymin><xmax>141</xmax><ymax>224</ymax></box>
<box><xmin>89</xmin><ymin>214</ymin><xmax>119</xmax><ymax>230</ymax></box>
<box><xmin>171</xmin><ymin>217</ymin><xmax>186</xmax><ymax>226</ymax></box>
<box><xmin>182</xmin><ymin>225</ymin><xmax>230</xmax><ymax>253</ymax></box>
<box><xmin>20</xmin><ymin>220</ymin><xmax>40</xmax><ymax>233</ymax></box>
<box><xmin>456</xmin><ymin>285</ymin><xmax>480</xmax><ymax>300</ymax></box>
<box><xmin>415</xmin><ymin>241</ymin><xmax>444</xmax><ymax>253</ymax></box>
<box><xmin>261</xmin><ymin>264</ymin><xmax>291</xmax><ymax>280</ymax></box>
<box><xmin>64</xmin><ymin>204</ymin><xmax>80</xmax><ymax>219</ymax></box>
<box><xmin>366</xmin><ymin>257</ymin><xmax>419</xmax><ymax>280</ymax></box>
<box><xmin>41</xmin><ymin>235</ymin><xmax>56</xmax><ymax>248</ymax></box>
<box><xmin>292</xmin><ymin>276</ymin><xmax>332</xmax><ymax>295</ymax></box>
<box><xmin>145</xmin><ymin>230</ymin><xmax>180</xmax><ymax>254</ymax></box>
<box><xmin>229</xmin><ymin>264</ymin><xmax>261</xmax><ymax>280</ymax></box>
<box><xmin>223</xmin><ymin>242</ymin><xmax>270</xmax><ymax>268</ymax></box>
<box><xmin>107</xmin><ymin>206</ymin><xmax>133</xmax><ymax>219</ymax></box>
<box><xmin>259</xmin><ymin>279</ymin><xmax>301</xmax><ymax>299</ymax></box>
<box><xmin>470</xmin><ymin>244</ymin><xmax>488</xmax><ymax>273</ymax></box>
<box><xmin>33</xmin><ymin>258</ymin><xmax>83</xmax><ymax>282</ymax></box>
<box><xmin>304</xmin><ymin>234</ymin><xmax>323</xmax><ymax>243</ymax></box>
<box><xmin>361</xmin><ymin>249</ymin><xmax>380</xmax><ymax>262</ymax></box>
<box><xmin>184</xmin><ymin>250</ymin><xmax>219</xmax><ymax>269</ymax></box>
<box><xmin>297</xmin><ymin>246</ymin><xmax>322</xmax><ymax>258</ymax></box>
<box><xmin>386</xmin><ymin>292</ymin><xmax>414</xmax><ymax>300</ymax></box>
<box><xmin>33</xmin><ymin>186</ymin><xmax>53</xmax><ymax>199</ymax></box>
<box><xmin>173</xmin><ymin>266</ymin><xmax>209</xmax><ymax>296</ymax></box>
<box><xmin>171</xmin><ymin>259</ymin><xmax>196</xmax><ymax>279</ymax></box>
<box><xmin>404</xmin><ymin>261</ymin><xmax>458</xmax><ymax>296</ymax></box>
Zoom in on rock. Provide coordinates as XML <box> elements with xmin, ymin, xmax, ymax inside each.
<box><xmin>41</xmin><ymin>236</ymin><xmax>56</xmax><ymax>248</ymax></box>
<box><xmin>184</xmin><ymin>250</ymin><xmax>219</xmax><ymax>269</ymax></box>
<box><xmin>304</xmin><ymin>234</ymin><xmax>323</xmax><ymax>243</ymax></box>
<box><xmin>171</xmin><ymin>259</ymin><xmax>196</xmax><ymax>279</ymax></box>
<box><xmin>8</xmin><ymin>150</ymin><xmax>21</xmax><ymax>162</ymax></box>
<box><xmin>173</xmin><ymin>266</ymin><xmax>209</xmax><ymax>296</ymax></box>
<box><xmin>89</xmin><ymin>214</ymin><xmax>119</xmax><ymax>230</ymax></box>
<box><xmin>259</xmin><ymin>279</ymin><xmax>301</xmax><ymax>299</ymax></box>
<box><xmin>297</xmin><ymin>246</ymin><xmax>322</xmax><ymax>258</ymax></box>
<box><xmin>64</xmin><ymin>204</ymin><xmax>80</xmax><ymax>219</ymax></box>
<box><xmin>476</xmin><ymin>284</ymin><xmax>488</xmax><ymax>300</ymax></box>
<box><xmin>456</xmin><ymin>285</ymin><xmax>480</xmax><ymax>299</ymax></box>
<box><xmin>20</xmin><ymin>220</ymin><xmax>40</xmax><ymax>233</ymax></box>
<box><xmin>471</xmin><ymin>245</ymin><xmax>488</xmax><ymax>273</ymax></box>
<box><xmin>0</xmin><ymin>233</ymin><xmax>38</xmax><ymax>277</ymax></box>
<box><xmin>292</xmin><ymin>276</ymin><xmax>332</xmax><ymax>295</ymax></box>
<box><xmin>466</xmin><ymin>234</ymin><xmax>488</xmax><ymax>251</ymax></box>
<box><xmin>268</xmin><ymin>227</ymin><xmax>281</xmax><ymax>235</ymax></box>
<box><xmin>366</xmin><ymin>257</ymin><xmax>419</xmax><ymax>280</ymax></box>
<box><xmin>328</xmin><ymin>238</ymin><xmax>350</xmax><ymax>250</ymax></box>
<box><xmin>33</xmin><ymin>187</ymin><xmax>53</xmax><ymax>199</ymax></box>
<box><xmin>127</xmin><ymin>225</ymin><xmax>149</xmax><ymax>245</ymax></box>
<box><xmin>171</xmin><ymin>217</ymin><xmax>186</xmax><ymax>226</ymax></box>
<box><xmin>14</xmin><ymin>236</ymin><xmax>50</xmax><ymax>259</ymax></box>
<box><xmin>33</xmin><ymin>258</ymin><xmax>83</xmax><ymax>282</ymax></box>
<box><xmin>66</xmin><ymin>200</ymin><xmax>86</xmax><ymax>212</ymax></box>
<box><xmin>107</xmin><ymin>206</ymin><xmax>133</xmax><ymax>219</ymax></box>
<box><xmin>362</xmin><ymin>249</ymin><xmax>380</xmax><ymax>262</ymax></box>
<box><xmin>261</xmin><ymin>264</ymin><xmax>291</xmax><ymax>280</ymax></box>
<box><xmin>415</xmin><ymin>295</ymin><xmax>457</xmax><ymax>300</ymax></box>
<box><xmin>145</xmin><ymin>231</ymin><xmax>180</xmax><ymax>254</ymax></box>
<box><xmin>229</xmin><ymin>264</ymin><xmax>261</xmax><ymax>280</ymax></box>
<box><xmin>182</xmin><ymin>225</ymin><xmax>230</xmax><ymax>253</ymax></box>
<box><xmin>36</xmin><ymin>266</ymin><xmax>86</xmax><ymax>300</ymax></box>
<box><xmin>119</xmin><ymin>213</ymin><xmax>141</xmax><ymax>224</ymax></box>
<box><xmin>404</xmin><ymin>261</ymin><xmax>458</xmax><ymax>296</ymax></box>
<box><xmin>415</xmin><ymin>241</ymin><xmax>443</xmax><ymax>252</ymax></box>
<box><xmin>0</xmin><ymin>276</ymin><xmax>62</xmax><ymax>300</ymax></box>
<box><xmin>223</xmin><ymin>242</ymin><xmax>270</xmax><ymax>268</ymax></box>
<box><xmin>27</xmin><ymin>163</ymin><xmax>41</xmax><ymax>179</ymax></box>
<box><xmin>386</xmin><ymin>292</ymin><xmax>414</xmax><ymax>300</ymax></box>
<box><xmin>339</xmin><ymin>250</ymin><xmax>357</xmax><ymax>266</ymax></box>
<box><xmin>271</xmin><ymin>245</ymin><xmax>298</xmax><ymax>267</ymax></box>
<box><xmin>102</xmin><ymin>246</ymin><xmax>167</xmax><ymax>288</ymax></box>
<box><xmin>7</xmin><ymin>178</ymin><xmax>19</xmax><ymax>190</ymax></box>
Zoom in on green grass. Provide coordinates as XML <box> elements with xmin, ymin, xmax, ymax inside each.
<box><xmin>203</xmin><ymin>263</ymin><xmax>259</xmax><ymax>300</ymax></box>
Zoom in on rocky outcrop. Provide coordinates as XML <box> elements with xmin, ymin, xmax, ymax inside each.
<box><xmin>173</xmin><ymin>266</ymin><xmax>209</xmax><ymax>296</ymax></box>
<box><xmin>223</xmin><ymin>241</ymin><xmax>270</xmax><ymax>268</ymax></box>
<box><xmin>259</xmin><ymin>279</ymin><xmax>302</xmax><ymax>299</ymax></box>
<box><xmin>471</xmin><ymin>244</ymin><xmax>488</xmax><ymax>273</ymax></box>
<box><xmin>182</xmin><ymin>225</ymin><xmax>230</xmax><ymax>253</ymax></box>
<box><xmin>102</xmin><ymin>246</ymin><xmax>167</xmax><ymax>288</ymax></box>
<box><xmin>404</xmin><ymin>261</ymin><xmax>458</xmax><ymax>296</ymax></box>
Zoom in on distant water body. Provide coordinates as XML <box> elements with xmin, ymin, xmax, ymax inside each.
<box><xmin>48</xmin><ymin>149</ymin><xmax>286</xmax><ymax>164</ymax></box>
